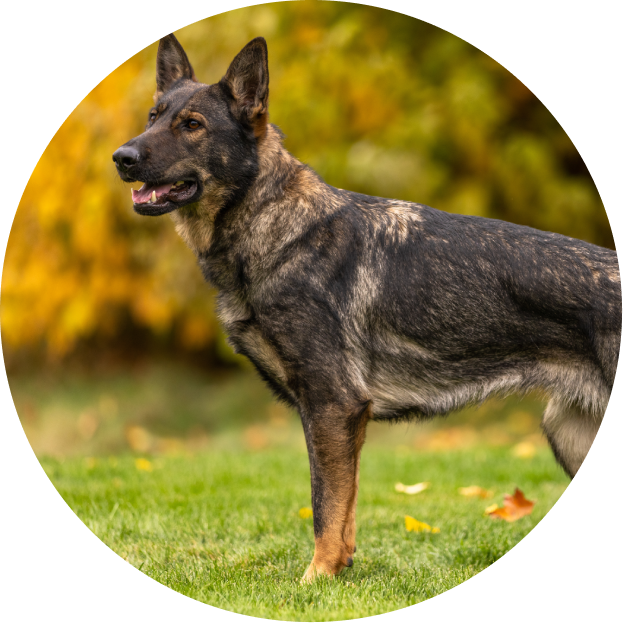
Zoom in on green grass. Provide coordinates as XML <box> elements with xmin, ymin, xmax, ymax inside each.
<box><xmin>14</xmin><ymin>361</ymin><xmax>561</xmax><ymax>617</ymax></box>
<box><xmin>42</xmin><ymin>446</ymin><xmax>568</xmax><ymax>620</ymax></box>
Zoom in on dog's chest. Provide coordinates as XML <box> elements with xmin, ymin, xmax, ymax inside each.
<box><xmin>218</xmin><ymin>291</ymin><xmax>294</xmax><ymax>404</ymax></box>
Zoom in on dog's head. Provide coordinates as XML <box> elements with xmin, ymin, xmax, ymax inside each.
<box><xmin>113</xmin><ymin>34</ymin><xmax>269</xmax><ymax>216</ymax></box>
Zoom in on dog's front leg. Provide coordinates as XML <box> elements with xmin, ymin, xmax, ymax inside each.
<box><xmin>300</xmin><ymin>401</ymin><xmax>370</xmax><ymax>582</ymax></box>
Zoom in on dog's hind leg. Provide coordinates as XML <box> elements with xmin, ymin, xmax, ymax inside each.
<box><xmin>300</xmin><ymin>400</ymin><xmax>370</xmax><ymax>582</ymax></box>
<box><xmin>542</xmin><ymin>398</ymin><xmax>603</xmax><ymax>478</ymax></box>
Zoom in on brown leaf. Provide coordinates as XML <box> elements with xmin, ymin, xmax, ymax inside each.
<box><xmin>486</xmin><ymin>488</ymin><xmax>534</xmax><ymax>522</ymax></box>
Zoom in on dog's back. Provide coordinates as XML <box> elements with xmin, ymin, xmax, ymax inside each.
<box><xmin>248</xmin><ymin>182</ymin><xmax>619</xmax><ymax>424</ymax></box>
<box><xmin>342</xmin><ymin>198</ymin><xmax>618</xmax><ymax>413</ymax></box>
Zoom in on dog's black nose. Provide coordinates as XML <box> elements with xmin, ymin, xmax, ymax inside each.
<box><xmin>112</xmin><ymin>145</ymin><xmax>140</xmax><ymax>171</ymax></box>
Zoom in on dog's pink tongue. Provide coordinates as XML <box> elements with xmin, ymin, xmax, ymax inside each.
<box><xmin>132</xmin><ymin>182</ymin><xmax>174</xmax><ymax>203</ymax></box>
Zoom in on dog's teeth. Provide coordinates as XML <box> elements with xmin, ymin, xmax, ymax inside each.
<box><xmin>151</xmin><ymin>191</ymin><xmax>157</xmax><ymax>203</ymax></box>
<box><xmin>175</xmin><ymin>181</ymin><xmax>184</xmax><ymax>186</ymax></box>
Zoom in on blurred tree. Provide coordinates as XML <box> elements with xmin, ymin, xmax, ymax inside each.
<box><xmin>1</xmin><ymin>1</ymin><xmax>611</xmax><ymax>363</ymax></box>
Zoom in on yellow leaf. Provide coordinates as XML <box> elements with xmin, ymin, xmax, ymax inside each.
<box><xmin>135</xmin><ymin>458</ymin><xmax>153</xmax><ymax>472</ymax></box>
<box><xmin>299</xmin><ymin>507</ymin><xmax>313</xmax><ymax>519</ymax></box>
<box><xmin>395</xmin><ymin>482</ymin><xmax>429</xmax><ymax>495</ymax></box>
<box><xmin>512</xmin><ymin>441</ymin><xmax>537</xmax><ymax>458</ymax></box>
<box><xmin>459</xmin><ymin>485</ymin><xmax>493</xmax><ymax>499</ymax></box>
<box><xmin>405</xmin><ymin>515</ymin><xmax>439</xmax><ymax>533</ymax></box>
<box><xmin>485</xmin><ymin>503</ymin><xmax>499</xmax><ymax>515</ymax></box>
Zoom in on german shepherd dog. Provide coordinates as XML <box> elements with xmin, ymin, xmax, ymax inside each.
<box><xmin>113</xmin><ymin>35</ymin><xmax>621</xmax><ymax>581</ymax></box>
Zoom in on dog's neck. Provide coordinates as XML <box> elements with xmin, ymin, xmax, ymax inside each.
<box><xmin>169</xmin><ymin>124</ymin><xmax>300</xmax><ymax>254</ymax></box>
<box><xmin>169</xmin><ymin>124</ymin><xmax>334</xmax><ymax>295</ymax></box>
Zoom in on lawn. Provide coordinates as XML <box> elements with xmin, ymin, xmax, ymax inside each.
<box><xmin>13</xmin><ymin>362</ymin><xmax>566</xmax><ymax>618</ymax></box>
<box><xmin>41</xmin><ymin>446</ymin><xmax>568</xmax><ymax>620</ymax></box>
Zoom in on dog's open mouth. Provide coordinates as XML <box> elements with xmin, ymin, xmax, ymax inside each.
<box><xmin>132</xmin><ymin>180</ymin><xmax>199</xmax><ymax>215</ymax></box>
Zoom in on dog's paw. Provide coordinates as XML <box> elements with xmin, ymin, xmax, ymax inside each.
<box><xmin>300</xmin><ymin>551</ymin><xmax>354</xmax><ymax>583</ymax></box>
<box><xmin>300</xmin><ymin>562</ymin><xmax>322</xmax><ymax>584</ymax></box>
<box><xmin>300</xmin><ymin>562</ymin><xmax>339</xmax><ymax>583</ymax></box>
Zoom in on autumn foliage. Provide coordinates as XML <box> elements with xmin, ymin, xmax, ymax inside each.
<box><xmin>1</xmin><ymin>2</ymin><xmax>609</xmax><ymax>362</ymax></box>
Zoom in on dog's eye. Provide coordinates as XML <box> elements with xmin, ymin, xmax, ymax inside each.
<box><xmin>187</xmin><ymin>120</ymin><xmax>200</xmax><ymax>130</ymax></box>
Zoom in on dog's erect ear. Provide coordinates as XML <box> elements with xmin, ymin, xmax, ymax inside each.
<box><xmin>220</xmin><ymin>37</ymin><xmax>269</xmax><ymax>136</ymax></box>
<box><xmin>155</xmin><ymin>34</ymin><xmax>196</xmax><ymax>99</ymax></box>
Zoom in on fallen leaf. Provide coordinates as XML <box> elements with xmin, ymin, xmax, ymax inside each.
<box><xmin>299</xmin><ymin>507</ymin><xmax>313</xmax><ymax>519</ymax></box>
<box><xmin>395</xmin><ymin>482</ymin><xmax>429</xmax><ymax>495</ymax></box>
<box><xmin>405</xmin><ymin>515</ymin><xmax>440</xmax><ymax>533</ymax></box>
<box><xmin>135</xmin><ymin>458</ymin><xmax>153</xmax><ymax>472</ymax></box>
<box><xmin>512</xmin><ymin>441</ymin><xmax>537</xmax><ymax>458</ymax></box>
<box><xmin>459</xmin><ymin>485</ymin><xmax>492</xmax><ymax>499</ymax></box>
<box><xmin>486</xmin><ymin>488</ymin><xmax>534</xmax><ymax>522</ymax></box>
<box><xmin>126</xmin><ymin>425</ymin><xmax>153</xmax><ymax>453</ymax></box>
